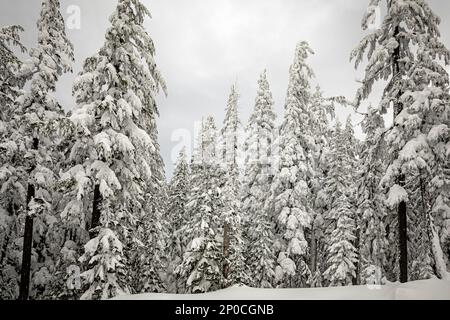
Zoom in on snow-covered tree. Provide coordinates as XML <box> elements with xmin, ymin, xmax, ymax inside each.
<box><xmin>356</xmin><ymin>106</ymin><xmax>389</xmax><ymax>285</ymax></box>
<box><xmin>322</xmin><ymin>122</ymin><xmax>358</xmax><ymax>286</ymax></box>
<box><xmin>0</xmin><ymin>24</ymin><xmax>27</xmax><ymax>300</ymax></box>
<box><xmin>219</xmin><ymin>84</ymin><xmax>247</xmax><ymax>286</ymax></box>
<box><xmin>323</xmin><ymin>194</ymin><xmax>358</xmax><ymax>286</ymax></box>
<box><xmin>271</xmin><ymin>41</ymin><xmax>315</xmax><ymax>288</ymax></box>
<box><xmin>79</xmin><ymin>228</ymin><xmax>129</xmax><ymax>299</ymax></box>
<box><xmin>305</xmin><ymin>87</ymin><xmax>342</xmax><ymax>287</ymax></box>
<box><xmin>166</xmin><ymin>148</ymin><xmax>190</xmax><ymax>293</ymax></box>
<box><xmin>175</xmin><ymin>116</ymin><xmax>225</xmax><ymax>293</ymax></box>
<box><xmin>242</xmin><ymin>70</ymin><xmax>277</xmax><ymax>288</ymax></box>
<box><xmin>352</xmin><ymin>0</ymin><xmax>450</xmax><ymax>281</ymax></box>
<box><xmin>65</xmin><ymin>0</ymin><xmax>166</xmax><ymax>298</ymax></box>
<box><xmin>1</xmin><ymin>0</ymin><xmax>74</xmax><ymax>300</ymax></box>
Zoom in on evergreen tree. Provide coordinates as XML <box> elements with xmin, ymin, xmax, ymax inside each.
<box><xmin>357</xmin><ymin>106</ymin><xmax>389</xmax><ymax>285</ymax></box>
<box><xmin>242</xmin><ymin>70</ymin><xmax>277</xmax><ymax>288</ymax></box>
<box><xmin>220</xmin><ymin>84</ymin><xmax>247</xmax><ymax>286</ymax></box>
<box><xmin>271</xmin><ymin>42</ymin><xmax>315</xmax><ymax>288</ymax></box>
<box><xmin>352</xmin><ymin>0</ymin><xmax>450</xmax><ymax>281</ymax></box>
<box><xmin>166</xmin><ymin>148</ymin><xmax>190</xmax><ymax>293</ymax></box>
<box><xmin>322</xmin><ymin>122</ymin><xmax>358</xmax><ymax>286</ymax></box>
<box><xmin>0</xmin><ymin>24</ymin><xmax>27</xmax><ymax>299</ymax></box>
<box><xmin>2</xmin><ymin>0</ymin><xmax>74</xmax><ymax>300</ymax></box>
<box><xmin>175</xmin><ymin>117</ymin><xmax>225</xmax><ymax>293</ymax></box>
<box><xmin>64</xmin><ymin>0</ymin><xmax>166</xmax><ymax>298</ymax></box>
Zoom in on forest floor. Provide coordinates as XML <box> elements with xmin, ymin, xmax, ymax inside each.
<box><xmin>114</xmin><ymin>279</ymin><xmax>450</xmax><ymax>300</ymax></box>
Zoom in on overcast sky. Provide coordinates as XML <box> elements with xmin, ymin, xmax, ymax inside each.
<box><xmin>1</xmin><ymin>0</ymin><xmax>450</xmax><ymax>177</ymax></box>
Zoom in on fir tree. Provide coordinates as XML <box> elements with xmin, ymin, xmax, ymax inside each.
<box><xmin>166</xmin><ymin>148</ymin><xmax>190</xmax><ymax>293</ymax></box>
<box><xmin>175</xmin><ymin>117</ymin><xmax>225</xmax><ymax>293</ymax></box>
<box><xmin>65</xmin><ymin>0</ymin><xmax>166</xmax><ymax>298</ymax></box>
<box><xmin>3</xmin><ymin>0</ymin><xmax>74</xmax><ymax>300</ymax></box>
<box><xmin>242</xmin><ymin>70</ymin><xmax>277</xmax><ymax>288</ymax></box>
<box><xmin>357</xmin><ymin>106</ymin><xmax>389</xmax><ymax>285</ymax></box>
<box><xmin>271</xmin><ymin>42</ymin><xmax>315</xmax><ymax>288</ymax></box>
<box><xmin>0</xmin><ymin>24</ymin><xmax>27</xmax><ymax>299</ymax></box>
<box><xmin>352</xmin><ymin>0</ymin><xmax>450</xmax><ymax>281</ymax></box>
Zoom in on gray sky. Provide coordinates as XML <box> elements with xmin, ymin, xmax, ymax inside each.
<box><xmin>1</xmin><ymin>0</ymin><xmax>450</xmax><ymax>177</ymax></box>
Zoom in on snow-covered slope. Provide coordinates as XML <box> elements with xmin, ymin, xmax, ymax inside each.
<box><xmin>114</xmin><ymin>279</ymin><xmax>450</xmax><ymax>300</ymax></box>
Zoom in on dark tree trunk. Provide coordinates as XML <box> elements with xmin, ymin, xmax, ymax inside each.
<box><xmin>310</xmin><ymin>222</ymin><xmax>317</xmax><ymax>274</ymax></box>
<box><xmin>19</xmin><ymin>137</ymin><xmax>39</xmax><ymax>300</ymax></box>
<box><xmin>222</xmin><ymin>222</ymin><xmax>230</xmax><ymax>283</ymax></box>
<box><xmin>90</xmin><ymin>184</ymin><xmax>102</xmax><ymax>239</ymax></box>
<box><xmin>353</xmin><ymin>226</ymin><xmax>361</xmax><ymax>285</ymax></box>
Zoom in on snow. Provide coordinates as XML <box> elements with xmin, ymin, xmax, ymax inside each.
<box><xmin>113</xmin><ymin>279</ymin><xmax>450</xmax><ymax>300</ymax></box>
<box><xmin>387</xmin><ymin>184</ymin><xmax>408</xmax><ymax>208</ymax></box>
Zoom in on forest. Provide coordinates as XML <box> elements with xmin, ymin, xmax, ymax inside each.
<box><xmin>0</xmin><ymin>0</ymin><xmax>449</xmax><ymax>300</ymax></box>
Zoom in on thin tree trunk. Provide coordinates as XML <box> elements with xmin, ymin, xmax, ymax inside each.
<box><xmin>222</xmin><ymin>222</ymin><xmax>230</xmax><ymax>283</ymax></box>
<box><xmin>90</xmin><ymin>184</ymin><xmax>102</xmax><ymax>239</ymax></box>
<box><xmin>353</xmin><ymin>226</ymin><xmax>361</xmax><ymax>285</ymax></box>
<box><xmin>310</xmin><ymin>222</ymin><xmax>317</xmax><ymax>274</ymax></box>
<box><xmin>19</xmin><ymin>137</ymin><xmax>39</xmax><ymax>300</ymax></box>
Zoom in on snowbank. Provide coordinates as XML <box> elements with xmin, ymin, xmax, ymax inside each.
<box><xmin>114</xmin><ymin>279</ymin><xmax>450</xmax><ymax>300</ymax></box>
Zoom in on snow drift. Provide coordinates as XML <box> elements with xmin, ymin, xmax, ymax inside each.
<box><xmin>114</xmin><ymin>279</ymin><xmax>450</xmax><ymax>300</ymax></box>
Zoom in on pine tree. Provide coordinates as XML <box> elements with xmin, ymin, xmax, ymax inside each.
<box><xmin>0</xmin><ymin>24</ymin><xmax>27</xmax><ymax>299</ymax></box>
<box><xmin>2</xmin><ymin>0</ymin><xmax>74</xmax><ymax>300</ymax></box>
<box><xmin>352</xmin><ymin>0</ymin><xmax>450</xmax><ymax>281</ymax></box>
<box><xmin>308</xmin><ymin>86</ymin><xmax>336</xmax><ymax>287</ymax></box>
<box><xmin>322</xmin><ymin>122</ymin><xmax>358</xmax><ymax>286</ymax></box>
<box><xmin>242</xmin><ymin>70</ymin><xmax>277</xmax><ymax>288</ymax></box>
<box><xmin>357</xmin><ymin>106</ymin><xmax>389</xmax><ymax>285</ymax></box>
<box><xmin>220</xmin><ymin>84</ymin><xmax>247</xmax><ymax>286</ymax></box>
<box><xmin>175</xmin><ymin>116</ymin><xmax>225</xmax><ymax>293</ymax></box>
<box><xmin>65</xmin><ymin>0</ymin><xmax>166</xmax><ymax>298</ymax></box>
<box><xmin>78</xmin><ymin>228</ymin><xmax>128</xmax><ymax>299</ymax></box>
<box><xmin>323</xmin><ymin>194</ymin><xmax>358</xmax><ymax>286</ymax></box>
<box><xmin>166</xmin><ymin>148</ymin><xmax>190</xmax><ymax>293</ymax></box>
<box><xmin>271</xmin><ymin>41</ymin><xmax>315</xmax><ymax>288</ymax></box>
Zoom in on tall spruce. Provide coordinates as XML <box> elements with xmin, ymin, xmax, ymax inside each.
<box><xmin>242</xmin><ymin>70</ymin><xmax>277</xmax><ymax>288</ymax></box>
<box><xmin>352</xmin><ymin>0</ymin><xmax>450</xmax><ymax>281</ymax></box>
<box><xmin>65</xmin><ymin>0</ymin><xmax>166</xmax><ymax>298</ymax></box>
<box><xmin>271</xmin><ymin>41</ymin><xmax>315</xmax><ymax>288</ymax></box>
<box><xmin>6</xmin><ymin>0</ymin><xmax>74</xmax><ymax>300</ymax></box>
<box><xmin>175</xmin><ymin>117</ymin><xmax>225</xmax><ymax>293</ymax></box>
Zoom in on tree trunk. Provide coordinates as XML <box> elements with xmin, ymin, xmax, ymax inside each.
<box><xmin>19</xmin><ymin>138</ymin><xmax>39</xmax><ymax>300</ymax></box>
<box><xmin>353</xmin><ymin>226</ymin><xmax>361</xmax><ymax>285</ymax></box>
<box><xmin>222</xmin><ymin>222</ymin><xmax>230</xmax><ymax>283</ymax></box>
<box><xmin>310</xmin><ymin>222</ymin><xmax>317</xmax><ymax>274</ymax></box>
<box><xmin>90</xmin><ymin>184</ymin><xmax>102</xmax><ymax>239</ymax></box>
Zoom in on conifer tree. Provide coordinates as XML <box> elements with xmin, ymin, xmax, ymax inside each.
<box><xmin>242</xmin><ymin>70</ymin><xmax>277</xmax><ymax>288</ymax></box>
<box><xmin>65</xmin><ymin>0</ymin><xmax>166</xmax><ymax>298</ymax></box>
<box><xmin>175</xmin><ymin>117</ymin><xmax>225</xmax><ymax>293</ymax></box>
<box><xmin>352</xmin><ymin>0</ymin><xmax>450</xmax><ymax>281</ymax></box>
<box><xmin>0</xmin><ymin>24</ymin><xmax>27</xmax><ymax>300</ymax></box>
<box><xmin>357</xmin><ymin>106</ymin><xmax>389</xmax><ymax>285</ymax></box>
<box><xmin>166</xmin><ymin>148</ymin><xmax>190</xmax><ymax>293</ymax></box>
<box><xmin>3</xmin><ymin>0</ymin><xmax>74</xmax><ymax>300</ymax></box>
<box><xmin>271</xmin><ymin>42</ymin><xmax>315</xmax><ymax>288</ymax></box>
<box><xmin>322</xmin><ymin>122</ymin><xmax>358</xmax><ymax>286</ymax></box>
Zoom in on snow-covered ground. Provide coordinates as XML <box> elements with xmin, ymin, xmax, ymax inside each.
<box><xmin>114</xmin><ymin>279</ymin><xmax>450</xmax><ymax>300</ymax></box>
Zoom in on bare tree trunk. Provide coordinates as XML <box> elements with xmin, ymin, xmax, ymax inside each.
<box><xmin>90</xmin><ymin>184</ymin><xmax>102</xmax><ymax>239</ymax></box>
<box><xmin>310</xmin><ymin>222</ymin><xmax>317</xmax><ymax>274</ymax></box>
<box><xmin>353</xmin><ymin>226</ymin><xmax>361</xmax><ymax>285</ymax></box>
<box><xmin>222</xmin><ymin>222</ymin><xmax>230</xmax><ymax>284</ymax></box>
<box><xmin>19</xmin><ymin>137</ymin><xmax>39</xmax><ymax>300</ymax></box>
